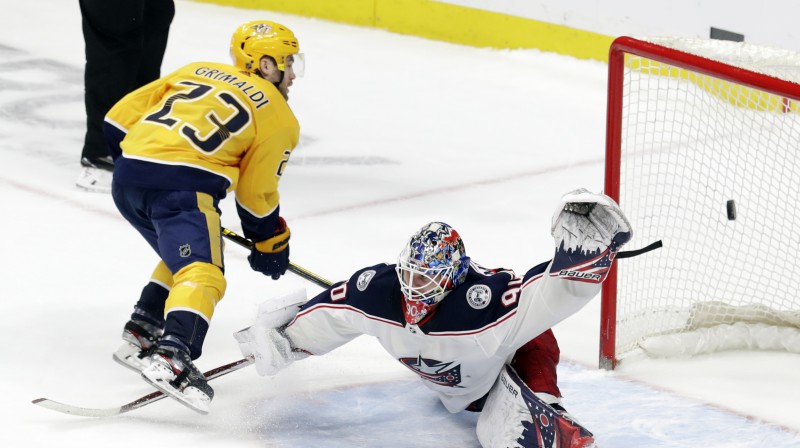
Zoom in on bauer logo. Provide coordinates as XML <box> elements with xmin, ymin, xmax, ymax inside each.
<box><xmin>500</xmin><ymin>370</ymin><xmax>519</xmax><ymax>398</ymax></box>
<box><xmin>559</xmin><ymin>270</ymin><xmax>601</xmax><ymax>281</ymax></box>
<box><xmin>179</xmin><ymin>244</ymin><xmax>192</xmax><ymax>258</ymax></box>
<box><xmin>466</xmin><ymin>284</ymin><xmax>491</xmax><ymax>309</ymax></box>
<box><xmin>356</xmin><ymin>270</ymin><xmax>376</xmax><ymax>291</ymax></box>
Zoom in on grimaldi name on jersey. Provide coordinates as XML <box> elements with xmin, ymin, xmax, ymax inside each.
<box><xmin>194</xmin><ymin>67</ymin><xmax>271</xmax><ymax>109</ymax></box>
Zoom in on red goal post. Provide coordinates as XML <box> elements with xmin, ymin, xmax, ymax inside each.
<box><xmin>601</xmin><ymin>36</ymin><xmax>800</xmax><ymax>369</ymax></box>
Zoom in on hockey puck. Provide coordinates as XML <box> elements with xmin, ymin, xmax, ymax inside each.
<box><xmin>726</xmin><ymin>200</ymin><xmax>736</xmax><ymax>220</ymax></box>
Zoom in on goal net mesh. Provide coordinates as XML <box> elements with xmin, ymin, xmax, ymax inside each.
<box><xmin>612</xmin><ymin>37</ymin><xmax>800</xmax><ymax>361</ymax></box>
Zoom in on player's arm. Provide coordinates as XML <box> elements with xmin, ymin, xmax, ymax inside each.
<box><xmin>235</xmin><ymin>266</ymin><xmax>388</xmax><ymax>376</ymax></box>
<box><xmin>504</xmin><ymin>189</ymin><xmax>632</xmax><ymax>345</ymax></box>
<box><xmin>236</xmin><ymin>125</ymin><xmax>300</xmax><ymax>279</ymax></box>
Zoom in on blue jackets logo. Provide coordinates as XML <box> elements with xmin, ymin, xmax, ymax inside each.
<box><xmin>399</xmin><ymin>356</ymin><xmax>462</xmax><ymax>387</ymax></box>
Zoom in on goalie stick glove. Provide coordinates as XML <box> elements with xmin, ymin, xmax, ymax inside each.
<box><xmin>550</xmin><ymin>188</ymin><xmax>632</xmax><ymax>283</ymax></box>
<box><xmin>234</xmin><ymin>289</ymin><xmax>309</xmax><ymax>376</ymax></box>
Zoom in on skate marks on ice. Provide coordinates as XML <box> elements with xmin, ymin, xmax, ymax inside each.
<box><xmin>241</xmin><ymin>362</ymin><xmax>800</xmax><ymax>448</ymax></box>
<box><xmin>0</xmin><ymin>43</ymin><xmax>83</xmax><ymax>128</ymax></box>
<box><xmin>0</xmin><ymin>44</ymin><xmax>83</xmax><ymax>170</ymax></box>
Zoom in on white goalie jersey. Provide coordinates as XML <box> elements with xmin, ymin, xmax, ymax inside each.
<box><xmin>260</xmin><ymin>260</ymin><xmax>600</xmax><ymax>413</ymax></box>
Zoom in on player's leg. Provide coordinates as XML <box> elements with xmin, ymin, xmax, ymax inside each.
<box><xmin>466</xmin><ymin>330</ymin><xmax>561</xmax><ymax>412</ymax></box>
<box><xmin>113</xmin><ymin>261</ymin><xmax>172</xmax><ymax>373</ymax></box>
<box><xmin>111</xmin><ymin>182</ymin><xmax>174</xmax><ymax>372</ymax></box>
<box><xmin>510</xmin><ymin>329</ymin><xmax>561</xmax><ymax>398</ymax></box>
<box><xmin>138</xmin><ymin>0</ymin><xmax>174</xmax><ymax>85</ymax></box>
<box><xmin>77</xmin><ymin>0</ymin><xmax>148</xmax><ymax>192</ymax></box>
<box><xmin>511</xmin><ymin>330</ymin><xmax>594</xmax><ymax>446</ymax></box>
<box><xmin>476</xmin><ymin>365</ymin><xmax>595</xmax><ymax>448</ymax></box>
<box><xmin>139</xmin><ymin>190</ymin><xmax>225</xmax><ymax>413</ymax></box>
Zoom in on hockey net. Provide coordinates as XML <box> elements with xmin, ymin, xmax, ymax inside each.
<box><xmin>601</xmin><ymin>36</ymin><xmax>800</xmax><ymax>369</ymax></box>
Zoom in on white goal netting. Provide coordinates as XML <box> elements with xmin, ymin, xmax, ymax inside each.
<box><xmin>612</xmin><ymin>37</ymin><xmax>800</xmax><ymax>361</ymax></box>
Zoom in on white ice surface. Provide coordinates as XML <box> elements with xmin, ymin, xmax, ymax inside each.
<box><xmin>1</xmin><ymin>1</ymin><xmax>799</xmax><ymax>446</ymax></box>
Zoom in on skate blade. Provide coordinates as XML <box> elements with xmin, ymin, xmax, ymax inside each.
<box><xmin>141</xmin><ymin>372</ymin><xmax>211</xmax><ymax>415</ymax></box>
<box><xmin>112</xmin><ymin>343</ymin><xmax>150</xmax><ymax>374</ymax></box>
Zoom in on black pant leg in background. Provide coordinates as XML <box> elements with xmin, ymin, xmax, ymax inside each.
<box><xmin>79</xmin><ymin>0</ymin><xmax>174</xmax><ymax>163</ymax></box>
<box><xmin>138</xmin><ymin>1</ymin><xmax>175</xmax><ymax>87</ymax></box>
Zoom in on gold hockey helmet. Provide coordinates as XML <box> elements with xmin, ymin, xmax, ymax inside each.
<box><xmin>230</xmin><ymin>20</ymin><xmax>302</xmax><ymax>75</ymax></box>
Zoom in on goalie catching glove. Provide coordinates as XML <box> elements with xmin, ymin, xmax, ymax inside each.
<box><xmin>248</xmin><ymin>217</ymin><xmax>291</xmax><ymax>280</ymax></box>
<box><xmin>549</xmin><ymin>188</ymin><xmax>632</xmax><ymax>283</ymax></box>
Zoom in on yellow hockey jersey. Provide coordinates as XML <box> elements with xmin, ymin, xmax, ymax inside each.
<box><xmin>104</xmin><ymin>62</ymin><xmax>299</xmax><ymax>240</ymax></box>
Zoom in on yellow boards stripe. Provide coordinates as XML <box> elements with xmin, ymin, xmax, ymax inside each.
<box><xmin>376</xmin><ymin>0</ymin><xmax>612</xmax><ymax>60</ymax></box>
<box><xmin>627</xmin><ymin>56</ymin><xmax>799</xmax><ymax>113</ymax></box>
<box><xmin>192</xmin><ymin>0</ymin><xmax>614</xmax><ymax>61</ymax></box>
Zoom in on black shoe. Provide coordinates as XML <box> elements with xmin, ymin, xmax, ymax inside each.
<box><xmin>80</xmin><ymin>155</ymin><xmax>114</xmax><ymax>171</ymax></box>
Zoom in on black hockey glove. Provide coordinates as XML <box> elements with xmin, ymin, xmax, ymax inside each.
<box><xmin>248</xmin><ymin>217</ymin><xmax>290</xmax><ymax>280</ymax></box>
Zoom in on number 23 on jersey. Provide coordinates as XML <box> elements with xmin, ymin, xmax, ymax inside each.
<box><xmin>144</xmin><ymin>81</ymin><xmax>253</xmax><ymax>155</ymax></box>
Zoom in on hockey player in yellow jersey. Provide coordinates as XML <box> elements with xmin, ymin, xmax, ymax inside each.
<box><xmin>103</xmin><ymin>20</ymin><xmax>304</xmax><ymax>413</ymax></box>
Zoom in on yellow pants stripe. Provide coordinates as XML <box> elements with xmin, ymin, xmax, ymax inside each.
<box><xmin>196</xmin><ymin>192</ymin><xmax>223</xmax><ymax>268</ymax></box>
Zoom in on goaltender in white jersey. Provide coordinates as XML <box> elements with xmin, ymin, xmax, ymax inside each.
<box><xmin>236</xmin><ymin>189</ymin><xmax>632</xmax><ymax>448</ymax></box>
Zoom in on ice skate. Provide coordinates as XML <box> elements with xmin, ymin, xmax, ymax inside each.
<box><xmin>141</xmin><ymin>346</ymin><xmax>214</xmax><ymax>414</ymax></box>
<box><xmin>113</xmin><ymin>320</ymin><xmax>162</xmax><ymax>373</ymax></box>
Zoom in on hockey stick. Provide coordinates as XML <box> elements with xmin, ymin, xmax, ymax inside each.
<box><xmin>32</xmin><ymin>357</ymin><xmax>253</xmax><ymax>417</ymax></box>
<box><xmin>33</xmin><ymin>233</ymin><xmax>655</xmax><ymax>417</ymax></box>
<box><xmin>221</xmin><ymin>227</ymin><xmax>333</xmax><ymax>289</ymax></box>
<box><xmin>616</xmin><ymin>239</ymin><xmax>662</xmax><ymax>259</ymax></box>
<box><xmin>32</xmin><ymin>231</ymin><xmax>335</xmax><ymax>418</ymax></box>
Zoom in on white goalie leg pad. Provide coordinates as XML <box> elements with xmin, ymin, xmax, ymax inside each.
<box><xmin>477</xmin><ymin>365</ymin><xmax>532</xmax><ymax>448</ymax></box>
<box><xmin>477</xmin><ymin>365</ymin><xmax>595</xmax><ymax>448</ymax></box>
<box><xmin>234</xmin><ymin>289</ymin><xmax>309</xmax><ymax>376</ymax></box>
